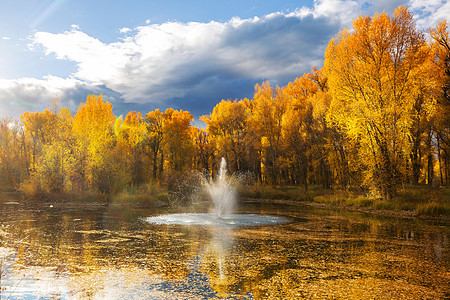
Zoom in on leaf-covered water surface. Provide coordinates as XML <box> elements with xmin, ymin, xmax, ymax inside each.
<box><xmin>0</xmin><ymin>196</ymin><xmax>448</xmax><ymax>299</ymax></box>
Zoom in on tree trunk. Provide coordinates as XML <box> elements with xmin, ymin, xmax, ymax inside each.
<box><xmin>437</xmin><ymin>138</ymin><xmax>443</xmax><ymax>185</ymax></box>
<box><xmin>411</xmin><ymin>146</ymin><xmax>421</xmax><ymax>184</ymax></box>
<box><xmin>303</xmin><ymin>156</ymin><xmax>308</xmax><ymax>192</ymax></box>
<box><xmin>159</xmin><ymin>152</ymin><xmax>164</xmax><ymax>179</ymax></box>
<box><xmin>427</xmin><ymin>153</ymin><xmax>434</xmax><ymax>186</ymax></box>
<box><xmin>152</xmin><ymin>153</ymin><xmax>158</xmax><ymax>179</ymax></box>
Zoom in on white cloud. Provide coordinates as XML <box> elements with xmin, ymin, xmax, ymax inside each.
<box><xmin>0</xmin><ymin>76</ymin><xmax>103</xmax><ymax>118</ymax></box>
<box><xmin>2</xmin><ymin>36</ymin><xmax>11</xmax><ymax>40</ymax></box>
<box><xmin>30</xmin><ymin>7</ymin><xmax>344</xmax><ymax>107</ymax></box>
<box><xmin>120</xmin><ymin>27</ymin><xmax>132</xmax><ymax>34</ymax></box>
<box><xmin>409</xmin><ymin>0</ymin><xmax>450</xmax><ymax>28</ymax></box>
<box><xmin>31</xmin><ymin>28</ymin><xmax>137</xmax><ymax>85</ymax></box>
<box><xmin>145</xmin><ymin>19</ymin><xmax>151</xmax><ymax>24</ymax></box>
<box><xmin>310</xmin><ymin>0</ymin><xmax>361</xmax><ymax>24</ymax></box>
<box><xmin>7</xmin><ymin>0</ymin><xmax>446</xmax><ymax>119</ymax></box>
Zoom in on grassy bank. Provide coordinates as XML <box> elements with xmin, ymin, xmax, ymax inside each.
<box><xmin>312</xmin><ymin>186</ymin><xmax>449</xmax><ymax>216</ymax></box>
<box><xmin>111</xmin><ymin>183</ymin><xmax>169</xmax><ymax>207</ymax></box>
<box><xmin>239</xmin><ymin>184</ymin><xmax>450</xmax><ymax>217</ymax></box>
<box><xmin>15</xmin><ymin>182</ymin><xmax>169</xmax><ymax>208</ymax></box>
<box><xmin>9</xmin><ymin>177</ymin><xmax>449</xmax><ymax>217</ymax></box>
<box><xmin>238</xmin><ymin>184</ymin><xmax>315</xmax><ymax>201</ymax></box>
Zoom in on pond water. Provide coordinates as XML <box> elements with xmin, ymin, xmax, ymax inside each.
<box><xmin>0</xmin><ymin>193</ymin><xmax>448</xmax><ymax>299</ymax></box>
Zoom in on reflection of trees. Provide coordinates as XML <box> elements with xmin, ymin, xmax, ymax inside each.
<box><xmin>202</xmin><ymin>227</ymin><xmax>237</xmax><ymax>298</ymax></box>
<box><xmin>0</xmin><ymin>203</ymin><xmax>448</xmax><ymax>299</ymax></box>
<box><xmin>202</xmin><ymin>225</ymin><xmax>296</xmax><ymax>298</ymax></box>
<box><xmin>1</xmin><ymin>206</ymin><xmax>202</xmax><ymax>297</ymax></box>
<box><xmin>202</xmin><ymin>214</ymin><xmax>449</xmax><ymax>299</ymax></box>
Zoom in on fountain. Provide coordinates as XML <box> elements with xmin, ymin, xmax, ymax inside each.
<box><xmin>145</xmin><ymin>158</ymin><xmax>288</xmax><ymax>227</ymax></box>
<box><xmin>207</xmin><ymin>157</ymin><xmax>235</xmax><ymax>218</ymax></box>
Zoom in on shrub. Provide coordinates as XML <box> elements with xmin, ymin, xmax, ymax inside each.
<box><xmin>416</xmin><ymin>202</ymin><xmax>448</xmax><ymax>216</ymax></box>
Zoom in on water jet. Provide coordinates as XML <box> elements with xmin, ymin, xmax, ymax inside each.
<box><xmin>146</xmin><ymin>158</ymin><xmax>288</xmax><ymax>226</ymax></box>
<box><xmin>206</xmin><ymin>157</ymin><xmax>235</xmax><ymax>218</ymax></box>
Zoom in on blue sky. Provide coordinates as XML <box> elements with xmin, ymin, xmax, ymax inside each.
<box><xmin>0</xmin><ymin>0</ymin><xmax>449</xmax><ymax>123</ymax></box>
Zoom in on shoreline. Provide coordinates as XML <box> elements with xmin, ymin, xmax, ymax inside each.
<box><xmin>2</xmin><ymin>190</ymin><xmax>448</xmax><ymax>223</ymax></box>
<box><xmin>241</xmin><ymin>197</ymin><xmax>450</xmax><ymax>223</ymax></box>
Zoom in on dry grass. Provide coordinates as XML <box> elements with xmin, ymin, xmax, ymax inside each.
<box><xmin>313</xmin><ymin>185</ymin><xmax>449</xmax><ymax>216</ymax></box>
<box><xmin>241</xmin><ymin>183</ymin><xmax>449</xmax><ymax>217</ymax></box>
<box><xmin>238</xmin><ymin>184</ymin><xmax>314</xmax><ymax>201</ymax></box>
<box><xmin>112</xmin><ymin>183</ymin><xmax>169</xmax><ymax>207</ymax></box>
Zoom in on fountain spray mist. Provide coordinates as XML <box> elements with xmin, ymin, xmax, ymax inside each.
<box><xmin>146</xmin><ymin>157</ymin><xmax>288</xmax><ymax>226</ymax></box>
<box><xmin>207</xmin><ymin>158</ymin><xmax>236</xmax><ymax>217</ymax></box>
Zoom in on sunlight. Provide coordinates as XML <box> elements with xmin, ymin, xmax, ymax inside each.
<box><xmin>30</xmin><ymin>0</ymin><xmax>69</xmax><ymax>28</ymax></box>
<box><xmin>0</xmin><ymin>3</ymin><xmax>448</xmax><ymax>298</ymax></box>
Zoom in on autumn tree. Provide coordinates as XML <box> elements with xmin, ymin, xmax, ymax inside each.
<box><xmin>162</xmin><ymin>108</ymin><xmax>194</xmax><ymax>174</ymax></box>
<box><xmin>144</xmin><ymin>109</ymin><xmax>165</xmax><ymax>180</ymax></box>
<box><xmin>35</xmin><ymin>108</ymin><xmax>75</xmax><ymax>193</ymax></box>
<box><xmin>324</xmin><ymin>7</ymin><xmax>436</xmax><ymax>198</ymax></box>
<box><xmin>115</xmin><ymin>111</ymin><xmax>147</xmax><ymax>186</ymax></box>
<box><xmin>281</xmin><ymin>71</ymin><xmax>321</xmax><ymax>189</ymax></box>
<box><xmin>201</xmin><ymin>99</ymin><xmax>249</xmax><ymax>174</ymax></box>
<box><xmin>192</xmin><ymin>127</ymin><xmax>214</xmax><ymax>176</ymax></box>
<box><xmin>250</xmin><ymin>82</ymin><xmax>287</xmax><ymax>184</ymax></box>
<box><xmin>430</xmin><ymin>21</ymin><xmax>450</xmax><ymax>184</ymax></box>
<box><xmin>0</xmin><ymin>118</ymin><xmax>26</xmax><ymax>189</ymax></box>
<box><xmin>0</xmin><ymin>118</ymin><xmax>12</xmax><ymax>183</ymax></box>
<box><xmin>17</xmin><ymin>105</ymin><xmax>80</xmax><ymax>194</ymax></box>
<box><xmin>20</xmin><ymin>109</ymin><xmax>57</xmax><ymax>173</ymax></box>
<box><xmin>72</xmin><ymin>94</ymin><xmax>118</xmax><ymax>194</ymax></box>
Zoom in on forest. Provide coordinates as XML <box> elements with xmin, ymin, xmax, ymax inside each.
<box><xmin>0</xmin><ymin>7</ymin><xmax>449</xmax><ymax>202</ymax></box>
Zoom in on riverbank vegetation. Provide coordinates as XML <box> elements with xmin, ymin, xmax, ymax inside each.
<box><xmin>239</xmin><ymin>184</ymin><xmax>449</xmax><ymax>217</ymax></box>
<box><xmin>0</xmin><ymin>7</ymin><xmax>449</xmax><ymax>215</ymax></box>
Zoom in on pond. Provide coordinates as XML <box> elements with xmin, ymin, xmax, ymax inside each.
<box><xmin>0</xmin><ymin>192</ymin><xmax>448</xmax><ymax>299</ymax></box>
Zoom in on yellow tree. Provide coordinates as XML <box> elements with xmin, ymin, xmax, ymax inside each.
<box><xmin>241</xmin><ymin>98</ymin><xmax>263</xmax><ymax>180</ymax></box>
<box><xmin>20</xmin><ymin>109</ymin><xmax>57</xmax><ymax>172</ymax></box>
<box><xmin>34</xmin><ymin>107</ymin><xmax>75</xmax><ymax>193</ymax></box>
<box><xmin>251</xmin><ymin>82</ymin><xmax>286</xmax><ymax>184</ymax></box>
<box><xmin>0</xmin><ymin>117</ymin><xmax>41</xmax><ymax>192</ymax></box>
<box><xmin>324</xmin><ymin>7</ymin><xmax>436</xmax><ymax>198</ymax></box>
<box><xmin>201</xmin><ymin>99</ymin><xmax>249</xmax><ymax>173</ymax></box>
<box><xmin>0</xmin><ymin>118</ymin><xmax>17</xmax><ymax>188</ymax></box>
<box><xmin>282</xmin><ymin>68</ymin><xmax>334</xmax><ymax>190</ymax></box>
<box><xmin>72</xmin><ymin>94</ymin><xmax>117</xmax><ymax>194</ymax></box>
<box><xmin>307</xmin><ymin>68</ymin><xmax>336</xmax><ymax>189</ymax></box>
<box><xmin>144</xmin><ymin>109</ymin><xmax>165</xmax><ymax>180</ymax></box>
<box><xmin>162</xmin><ymin>108</ymin><xmax>194</xmax><ymax>174</ymax></box>
<box><xmin>18</xmin><ymin>106</ymin><xmax>79</xmax><ymax>194</ymax></box>
<box><xmin>192</xmin><ymin>127</ymin><xmax>214</xmax><ymax>176</ymax></box>
<box><xmin>281</xmin><ymin>74</ymin><xmax>316</xmax><ymax>188</ymax></box>
<box><xmin>115</xmin><ymin>111</ymin><xmax>147</xmax><ymax>186</ymax></box>
<box><xmin>430</xmin><ymin>21</ymin><xmax>450</xmax><ymax>184</ymax></box>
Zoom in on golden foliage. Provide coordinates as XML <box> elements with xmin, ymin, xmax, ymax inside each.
<box><xmin>0</xmin><ymin>7</ymin><xmax>448</xmax><ymax>198</ymax></box>
<box><xmin>324</xmin><ymin>7</ymin><xmax>438</xmax><ymax>197</ymax></box>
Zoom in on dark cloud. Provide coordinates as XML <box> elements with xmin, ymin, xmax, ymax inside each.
<box><xmin>3</xmin><ymin>0</ymin><xmax>447</xmax><ymax>121</ymax></box>
<box><xmin>26</xmin><ymin>8</ymin><xmax>344</xmax><ymax>117</ymax></box>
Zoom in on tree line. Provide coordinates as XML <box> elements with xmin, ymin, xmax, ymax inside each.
<box><xmin>0</xmin><ymin>7</ymin><xmax>448</xmax><ymax>199</ymax></box>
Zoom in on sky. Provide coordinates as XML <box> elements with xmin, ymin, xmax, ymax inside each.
<box><xmin>0</xmin><ymin>0</ymin><xmax>449</xmax><ymax>124</ymax></box>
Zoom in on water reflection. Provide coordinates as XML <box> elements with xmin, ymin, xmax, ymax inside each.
<box><xmin>0</xmin><ymin>194</ymin><xmax>448</xmax><ymax>299</ymax></box>
<box><xmin>433</xmin><ymin>232</ymin><xmax>447</xmax><ymax>261</ymax></box>
<box><xmin>207</xmin><ymin>226</ymin><xmax>233</xmax><ymax>280</ymax></box>
<box><xmin>204</xmin><ymin>226</ymin><xmax>240</xmax><ymax>298</ymax></box>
